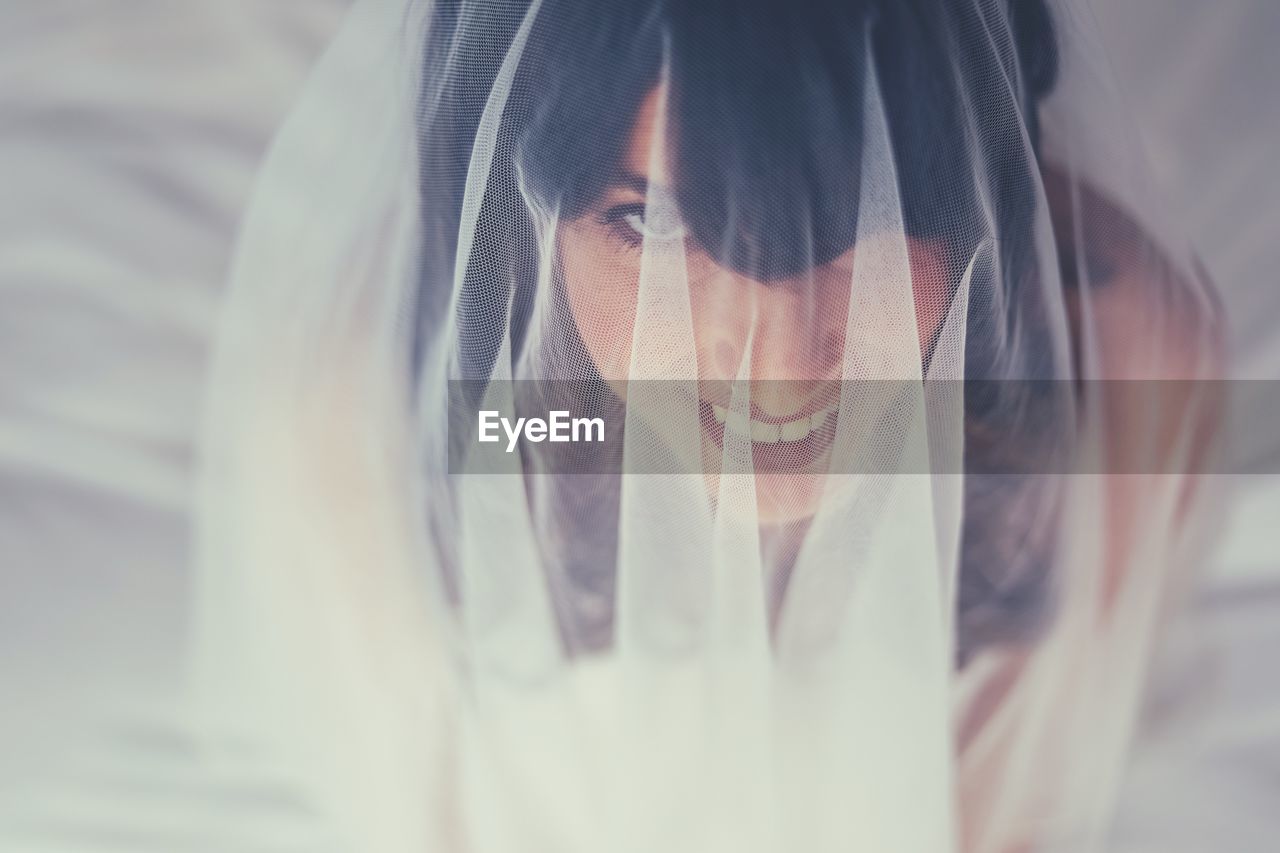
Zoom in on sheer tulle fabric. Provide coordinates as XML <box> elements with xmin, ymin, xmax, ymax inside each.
<box><xmin>192</xmin><ymin>2</ymin><xmax>1221</xmax><ymax>851</ymax></box>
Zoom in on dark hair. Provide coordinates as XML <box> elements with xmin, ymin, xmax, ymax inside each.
<box><xmin>422</xmin><ymin>0</ymin><xmax>1059</xmax><ymax>367</ymax></box>
<box><xmin>418</xmin><ymin>0</ymin><xmax>1067</xmax><ymax>662</ymax></box>
<box><xmin>523</xmin><ymin>0</ymin><xmax>1057</xmax><ymax>275</ymax></box>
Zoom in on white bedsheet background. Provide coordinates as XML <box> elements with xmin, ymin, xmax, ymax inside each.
<box><xmin>0</xmin><ymin>3</ymin><xmax>348</xmax><ymax>849</ymax></box>
<box><xmin>0</xmin><ymin>2</ymin><xmax>1275</xmax><ymax>850</ymax></box>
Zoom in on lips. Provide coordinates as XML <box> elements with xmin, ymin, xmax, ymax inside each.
<box><xmin>707</xmin><ymin>402</ymin><xmax>836</xmax><ymax>444</ymax></box>
<box><xmin>697</xmin><ymin>399</ymin><xmax>838</xmax><ymax>472</ymax></box>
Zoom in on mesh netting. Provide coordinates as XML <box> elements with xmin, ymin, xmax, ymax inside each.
<box><xmin>193</xmin><ymin>2</ymin><xmax>1223</xmax><ymax>851</ymax></box>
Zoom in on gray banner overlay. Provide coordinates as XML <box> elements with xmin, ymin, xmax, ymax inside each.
<box><xmin>446</xmin><ymin>380</ymin><xmax>1275</xmax><ymax>475</ymax></box>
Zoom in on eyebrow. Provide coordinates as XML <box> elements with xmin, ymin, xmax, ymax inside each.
<box><xmin>606</xmin><ymin>170</ymin><xmax>651</xmax><ymax>195</ymax></box>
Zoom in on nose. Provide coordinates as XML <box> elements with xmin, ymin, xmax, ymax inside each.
<box><xmin>749</xmin><ymin>283</ymin><xmax>844</xmax><ymax>379</ymax></box>
<box><xmin>701</xmin><ymin>272</ymin><xmax>846</xmax><ymax>418</ymax></box>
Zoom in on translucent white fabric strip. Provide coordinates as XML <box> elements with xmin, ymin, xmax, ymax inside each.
<box><xmin>192</xmin><ymin>1</ymin><xmax>1223</xmax><ymax>851</ymax></box>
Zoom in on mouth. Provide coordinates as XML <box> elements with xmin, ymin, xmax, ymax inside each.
<box><xmin>697</xmin><ymin>399</ymin><xmax>839</xmax><ymax>472</ymax></box>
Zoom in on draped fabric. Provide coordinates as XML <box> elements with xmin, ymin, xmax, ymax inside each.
<box><xmin>191</xmin><ymin>2</ymin><xmax>1222</xmax><ymax>851</ymax></box>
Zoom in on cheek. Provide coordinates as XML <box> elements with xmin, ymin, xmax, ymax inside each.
<box><xmin>558</xmin><ymin>227</ymin><xmax>639</xmax><ymax>382</ymax></box>
<box><xmin>683</xmin><ymin>254</ymin><xmax>745</xmax><ymax>377</ymax></box>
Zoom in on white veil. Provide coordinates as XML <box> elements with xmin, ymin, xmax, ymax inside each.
<box><xmin>191</xmin><ymin>1</ymin><xmax>1222</xmax><ymax>851</ymax></box>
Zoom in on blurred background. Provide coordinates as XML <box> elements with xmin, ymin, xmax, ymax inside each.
<box><xmin>1</xmin><ymin>2</ymin><xmax>1276</xmax><ymax>849</ymax></box>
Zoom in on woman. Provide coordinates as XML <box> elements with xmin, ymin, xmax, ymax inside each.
<box><xmin>194</xmin><ymin>1</ymin><xmax>1222</xmax><ymax>851</ymax></box>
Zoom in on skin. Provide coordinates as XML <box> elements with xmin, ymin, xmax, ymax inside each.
<box><xmin>556</xmin><ymin>84</ymin><xmax>952</xmax><ymax>523</ymax></box>
<box><xmin>549</xmin><ymin>84</ymin><xmax>1223</xmax><ymax>852</ymax></box>
<box><xmin>953</xmin><ymin>170</ymin><xmax>1223</xmax><ymax>853</ymax></box>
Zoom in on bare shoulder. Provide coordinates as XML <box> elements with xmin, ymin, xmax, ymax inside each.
<box><xmin>1042</xmin><ymin>166</ymin><xmax>1226</xmax><ymax>587</ymax></box>
<box><xmin>1040</xmin><ymin>164</ymin><xmax>1225</xmax><ymax>382</ymax></box>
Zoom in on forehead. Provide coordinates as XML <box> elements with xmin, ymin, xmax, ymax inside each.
<box><xmin>621</xmin><ymin>85</ymin><xmax>671</xmax><ymax>186</ymax></box>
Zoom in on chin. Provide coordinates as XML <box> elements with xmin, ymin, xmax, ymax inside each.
<box><xmin>701</xmin><ymin>465</ymin><xmax>831</xmax><ymax>526</ymax></box>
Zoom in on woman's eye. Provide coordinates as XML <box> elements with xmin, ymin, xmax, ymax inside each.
<box><xmin>622</xmin><ymin>210</ymin><xmax>686</xmax><ymax>242</ymax></box>
<box><xmin>600</xmin><ymin>203</ymin><xmax>686</xmax><ymax>244</ymax></box>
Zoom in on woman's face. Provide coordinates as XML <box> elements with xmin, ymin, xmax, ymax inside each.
<box><xmin>557</xmin><ymin>85</ymin><xmax>950</xmax><ymax>523</ymax></box>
